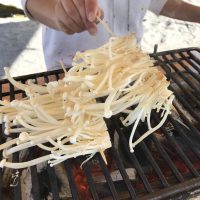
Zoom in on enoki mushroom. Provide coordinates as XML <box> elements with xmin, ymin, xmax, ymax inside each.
<box><xmin>69</xmin><ymin>34</ymin><xmax>174</xmax><ymax>152</ymax></box>
<box><xmin>0</xmin><ymin>33</ymin><xmax>173</xmax><ymax>169</ymax></box>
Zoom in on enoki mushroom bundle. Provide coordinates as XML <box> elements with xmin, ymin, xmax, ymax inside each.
<box><xmin>69</xmin><ymin>34</ymin><xmax>174</xmax><ymax>151</ymax></box>
<box><xmin>0</xmin><ymin>69</ymin><xmax>111</xmax><ymax>169</ymax></box>
<box><xmin>0</xmin><ymin>34</ymin><xmax>174</xmax><ymax>169</ymax></box>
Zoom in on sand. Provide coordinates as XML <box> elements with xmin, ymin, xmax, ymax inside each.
<box><xmin>0</xmin><ymin>0</ymin><xmax>199</xmax><ymax>78</ymax></box>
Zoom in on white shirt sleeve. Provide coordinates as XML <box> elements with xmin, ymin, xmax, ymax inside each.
<box><xmin>149</xmin><ymin>0</ymin><xmax>167</xmax><ymax>15</ymax></box>
<box><xmin>21</xmin><ymin>0</ymin><xmax>34</xmax><ymax>19</ymax></box>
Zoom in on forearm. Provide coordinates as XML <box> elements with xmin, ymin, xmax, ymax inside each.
<box><xmin>160</xmin><ymin>0</ymin><xmax>200</xmax><ymax>23</ymax></box>
<box><xmin>26</xmin><ymin>0</ymin><xmax>58</xmax><ymax>29</ymax></box>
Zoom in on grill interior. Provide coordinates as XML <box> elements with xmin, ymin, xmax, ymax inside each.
<box><xmin>0</xmin><ymin>47</ymin><xmax>200</xmax><ymax>200</ymax></box>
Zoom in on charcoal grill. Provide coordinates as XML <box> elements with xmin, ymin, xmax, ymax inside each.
<box><xmin>0</xmin><ymin>47</ymin><xmax>200</xmax><ymax>200</ymax></box>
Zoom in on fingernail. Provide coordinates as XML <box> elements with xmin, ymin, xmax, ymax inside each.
<box><xmin>89</xmin><ymin>27</ymin><xmax>97</xmax><ymax>35</ymax></box>
<box><xmin>88</xmin><ymin>12</ymin><xmax>95</xmax><ymax>22</ymax></box>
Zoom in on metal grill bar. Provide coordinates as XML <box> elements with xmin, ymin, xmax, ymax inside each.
<box><xmin>150</xmin><ymin>134</ymin><xmax>184</xmax><ymax>182</ymax></box>
<box><xmin>43</xmin><ymin>74</ymin><xmax>49</xmax><ymax>83</ymax></box>
<box><xmin>152</xmin><ymin>54</ymin><xmax>200</xmax><ymax>105</ymax></box>
<box><xmin>47</xmin><ymin>165</ymin><xmax>60</xmax><ymax>200</ymax></box>
<box><xmin>111</xmin><ymin>117</ymin><xmax>153</xmax><ymax>193</ymax></box>
<box><xmin>97</xmin><ymin>153</ymin><xmax>120</xmax><ymax>200</ymax></box>
<box><xmin>170</xmin><ymin>87</ymin><xmax>200</xmax><ymax>122</ymax></box>
<box><xmin>55</xmin><ymin>73</ymin><xmax>60</xmax><ymax>81</ymax></box>
<box><xmin>187</xmin><ymin>50</ymin><xmax>200</xmax><ymax>67</ymax></box>
<box><xmin>153</xmin><ymin>113</ymin><xmax>200</xmax><ymax>178</ymax></box>
<box><xmin>111</xmin><ymin>146</ymin><xmax>136</xmax><ymax>198</ymax></box>
<box><xmin>30</xmin><ymin>148</ymin><xmax>41</xmax><ymax>200</ymax></box>
<box><xmin>162</xmin><ymin>54</ymin><xmax>200</xmax><ymax>96</ymax></box>
<box><xmin>30</xmin><ymin>165</ymin><xmax>41</xmax><ymax>200</ymax></box>
<box><xmin>168</xmin><ymin>116</ymin><xmax>200</xmax><ymax>161</ymax></box>
<box><xmin>64</xmin><ymin>160</ymin><xmax>80</xmax><ymax>200</ymax></box>
<box><xmin>9</xmin><ymin>83</ymin><xmax>21</xmax><ymax>200</ymax></box>
<box><xmin>179</xmin><ymin>52</ymin><xmax>200</xmax><ymax>73</ymax></box>
<box><xmin>83</xmin><ymin>163</ymin><xmax>100</xmax><ymax>200</ymax></box>
<box><xmin>172</xmin><ymin>103</ymin><xmax>200</xmax><ymax>139</ymax></box>
<box><xmin>137</xmin><ymin>177</ymin><xmax>200</xmax><ymax>200</ymax></box>
<box><xmin>171</xmin><ymin>53</ymin><xmax>200</xmax><ymax>82</ymax></box>
<box><xmin>152</xmin><ymin>54</ymin><xmax>200</xmax><ymax>126</ymax></box>
<box><xmin>134</xmin><ymin>131</ymin><xmax>169</xmax><ymax>187</ymax></box>
<box><xmin>172</xmin><ymin>77</ymin><xmax>200</xmax><ymax>107</ymax></box>
<box><xmin>12</xmin><ymin>157</ymin><xmax>21</xmax><ymax>200</ymax></box>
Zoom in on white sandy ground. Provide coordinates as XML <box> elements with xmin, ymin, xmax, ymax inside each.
<box><xmin>0</xmin><ymin>0</ymin><xmax>199</xmax><ymax>78</ymax></box>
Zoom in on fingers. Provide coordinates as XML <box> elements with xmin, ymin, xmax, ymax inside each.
<box><xmin>85</xmin><ymin>0</ymin><xmax>98</xmax><ymax>22</ymax></box>
<box><xmin>55</xmin><ymin>1</ymin><xmax>84</xmax><ymax>34</ymax></box>
<box><xmin>73</xmin><ymin>0</ymin><xmax>97</xmax><ymax>35</ymax></box>
<box><xmin>72</xmin><ymin>0</ymin><xmax>88</xmax><ymax>27</ymax></box>
<box><xmin>54</xmin><ymin>0</ymin><xmax>103</xmax><ymax>35</ymax></box>
<box><xmin>61</xmin><ymin>0</ymin><xmax>84</xmax><ymax>29</ymax></box>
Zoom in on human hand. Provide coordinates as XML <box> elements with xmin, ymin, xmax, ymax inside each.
<box><xmin>54</xmin><ymin>0</ymin><xmax>103</xmax><ymax>35</ymax></box>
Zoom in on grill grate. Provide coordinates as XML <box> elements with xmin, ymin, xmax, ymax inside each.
<box><xmin>0</xmin><ymin>47</ymin><xmax>200</xmax><ymax>200</ymax></box>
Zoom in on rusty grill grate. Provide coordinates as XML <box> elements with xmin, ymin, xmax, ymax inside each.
<box><xmin>0</xmin><ymin>47</ymin><xmax>200</xmax><ymax>200</ymax></box>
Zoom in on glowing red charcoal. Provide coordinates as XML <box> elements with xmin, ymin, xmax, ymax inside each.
<box><xmin>72</xmin><ymin>152</ymin><xmax>113</xmax><ymax>200</ymax></box>
<box><xmin>73</xmin><ymin>165</ymin><xmax>91</xmax><ymax>200</ymax></box>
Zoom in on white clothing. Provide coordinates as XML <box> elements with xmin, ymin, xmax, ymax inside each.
<box><xmin>21</xmin><ymin>0</ymin><xmax>167</xmax><ymax>70</ymax></box>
